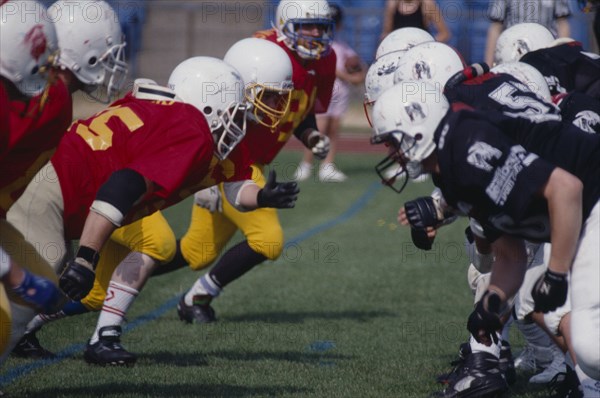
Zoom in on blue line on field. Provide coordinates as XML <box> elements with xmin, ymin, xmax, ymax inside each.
<box><xmin>1</xmin><ymin>182</ymin><xmax>382</xmax><ymax>386</ymax></box>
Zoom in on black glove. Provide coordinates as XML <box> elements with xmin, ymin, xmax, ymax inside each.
<box><xmin>411</xmin><ymin>228</ymin><xmax>433</xmax><ymax>251</ymax></box>
<box><xmin>467</xmin><ymin>290</ymin><xmax>504</xmax><ymax>345</ymax></box>
<box><xmin>404</xmin><ymin>196</ymin><xmax>441</xmax><ymax>229</ymax></box>
<box><xmin>405</xmin><ymin>197</ymin><xmax>440</xmax><ymax>250</ymax></box>
<box><xmin>257</xmin><ymin>170</ymin><xmax>299</xmax><ymax>209</ymax></box>
<box><xmin>59</xmin><ymin>259</ymin><xmax>96</xmax><ymax>301</ymax></box>
<box><xmin>532</xmin><ymin>269</ymin><xmax>568</xmax><ymax>313</ymax></box>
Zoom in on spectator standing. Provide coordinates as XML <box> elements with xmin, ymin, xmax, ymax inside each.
<box><xmin>381</xmin><ymin>0</ymin><xmax>450</xmax><ymax>42</ymax></box>
<box><xmin>485</xmin><ymin>0</ymin><xmax>571</xmax><ymax>65</ymax></box>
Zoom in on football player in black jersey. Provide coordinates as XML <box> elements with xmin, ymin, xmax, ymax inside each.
<box><xmin>372</xmin><ymin>81</ymin><xmax>600</xmax><ymax>397</ymax></box>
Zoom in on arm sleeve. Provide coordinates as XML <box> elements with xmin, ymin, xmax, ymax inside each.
<box><xmin>293</xmin><ymin>113</ymin><xmax>318</xmax><ymax>141</ymax></box>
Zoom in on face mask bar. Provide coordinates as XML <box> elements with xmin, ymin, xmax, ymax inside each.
<box><xmin>371</xmin><ymin>131</ymin><xmax>417</xmax><ymax>194</ymax></box>
<box><xmin>363</xmin><ymin>95</ymin><xmax>375</xmax><ymax>127</ymax></box>
<box><xmin>283</xmin><ymin>18</ymin><xmax>334</xmax><ymax>59</ymax></box>
<box><xmin>214</xmin><ymin>101</ymin><xmax>248</xmax><ymax>160</ymax></box>
<box><xmin>245</xmin><ymin>83</ymin><xmax>292</xmax><ymax>130</ymax></box>
<box><xmin>85</xmin><ymin>42</ymin><xmax>128</xmax><ymax>104</ymax></box>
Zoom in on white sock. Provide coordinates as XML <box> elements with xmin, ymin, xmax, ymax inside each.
<box><xmin>25</xmin><ymin>311</ymin><xmax>67</xmax><ymax>334</ymax></box>
<box><xmin>184</xmin><ymin>274</ymin><xmax>220</xmax><ymax>306</ymax></box>
<box><xmin>501</xmin><ymin>316</ymin><xmax>513</xmax><ymax>343</ymax></box>
<box><xmin>575</xmin><ymin>365</ymin><xmax>600</xmax><ymax>398</ymax></box>
<box><xmin>89</xmin><ymin>282</ymin><xmax>138</xmax><ymax>345</ymax></box>
<box><xmin>469</xmin><ymin>334</ymin><xmax>501</xmax><ymax>358</ymax></box>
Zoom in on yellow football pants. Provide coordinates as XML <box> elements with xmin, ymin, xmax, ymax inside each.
<box><xmin>181</xmin><ymin>164</ymin><xmax>284</xmax><ymax>270</ymax></box>
<box><xmin>81</xmin><ymin>211</ymin><xmax>176</xmax><ymax>311</ymax></box>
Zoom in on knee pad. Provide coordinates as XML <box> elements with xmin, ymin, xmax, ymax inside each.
<box><xmin>247</xmin><ymin>224</ymin><xmax>284</xmax><ymax>260</ymax></box>
<box><xmin>180</xmin><ymin>236</ymin><xmax>220</xmax><ymax>271</ymax></box>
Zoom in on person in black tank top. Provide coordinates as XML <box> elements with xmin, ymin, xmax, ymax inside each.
<box><xmin>381</xmin><ymin>0</ymin><xmax>450</xmax><ymax>43</ymax></box>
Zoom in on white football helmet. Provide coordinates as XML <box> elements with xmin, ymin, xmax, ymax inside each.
<box><xmin>48</xmin><ymin>0</ymin><xmax>127</xmax><ymax>102</ymax></box>
<box><xmin>275</xmin><ymin>0</ymin><xmax>334</xmax><ymax>60</ymax></box>
<box><xmin>376</xmin><ymin>27</ymin><xmax>434</xmax><ymax>60</ymax></box>
<box><xmin>393</xmin><ymin>42</ymin><xmax>465</xmax><ymax>92</ymax></box>
<box><xmin>491</xmin><ymin>62</ymin><xmax>552</xmax><ymax>101</ymax></box>
<box><xmin>224</xmin><ymin>38</ymin><xmax>293</xmax><ymax>130</ymax></box>
<box><xmin>371</xmin><ymin>81</ymin><xmax>449</xmax><ymax>192</ymax></box>
<box><xmin>0</xmin><ymin>0</ymin><xmax>58</xmax><ymax>96</ymax></box>
<box><xmin>363</xmin><ymin>52</ymin><xmax>400</xmax><ymax>127</ymax></box>
<box><xmin>168</xmin><ymin>57</ymin><xmax>248</xmax><ymax>160</ymax></box>
<box><xmin>494</xmin><ymin>23</ymin><xmax>555</xmax><ymax>65</ymax></box>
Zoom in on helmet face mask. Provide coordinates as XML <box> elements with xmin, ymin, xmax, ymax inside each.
<box><xmin>372</xmin><ymin>132</ymin><xmax>417</xmax><ymax>193</ymax></box>
<box><xmin>211</xmin><ymin>100</ymin><xmax>249</xmax><ymax>161</ymax></box>
<box><xmin>245</xmin><ymin>83</ymin><xmax>293</xmax><ymax>129</ymax></box>
<box><xmin>275</xmin><ymin>0</ymin><xmax>334</xmax><ymax>60</ymax></box>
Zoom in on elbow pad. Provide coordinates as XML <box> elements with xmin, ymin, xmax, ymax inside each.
<box><xmin>91</xmin><ymin>169</ymin><xmax>147</xmax><ymax>226</ymax></box>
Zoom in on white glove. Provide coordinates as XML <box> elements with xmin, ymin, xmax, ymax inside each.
<box><xmin>306</xmin><ymin>130</ymin><xmax>330</xmax><ymax>160</ymax></box>
<box><xmin>194</xmin><ymin>186</ymin><xmax>222</xmax><ymax>212</ymax></box>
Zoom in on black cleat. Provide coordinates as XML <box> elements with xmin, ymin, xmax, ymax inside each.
<box><xmin>499</xmin><ymin>341</ymin><xmax>516</xmax><ymax>386</ymax></box>
<box><xmin>549</xmin><ymin>365</ymin><xmax>583</xmax><ymax>398</ymax></box>
<box><xmin>177</xmin><ymin>294</ymin><xmax>216</xmax><ymax>324</ymax></box>
<box><xmin>84</xmin><ymin>325</ymin><xmax>137</xmax><ymax>366</ymax></box>
<box><xmin>437</xmin><ymin>342</ymin><xmax>471</xmax><ymax>385</ymax></box>
<box><xmin>432</xmin><ymin>351</ymin><xmax>508</xmax><ymax>398</ymax></box>
<box><xmin>12</xmin><ymin>332</ymin><xmax>55</xmax><ymax>359</ymax></box>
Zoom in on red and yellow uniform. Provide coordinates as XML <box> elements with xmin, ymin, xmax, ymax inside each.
<box><xmin>1</xmin><ymin>80</ymin><xmax>71</xmax><ymax>356</ymax></box>
<box><xmin>0</xmin><ymin>79</ymin><xmax>72</xmax><ymax>217</ymax></box>
<box><xmin>179</xmin><ymin>28</ymin><xmax>336</xmax><ymax>268</ymax></box>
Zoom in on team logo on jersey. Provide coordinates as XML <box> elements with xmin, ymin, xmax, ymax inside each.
<box><xmin>413</xmin><ymin>61</ymin><xmax>431</xmax><ymax>80</ymax></box>
<box><xmin>24</xmin><ymin>24</ymin><xmax>47</xmax><ymax>60</ymax></box>
<box><xmin>573</xmin><ymin>110</ymin><xmax>600</xmax><ymax>134</ymax></box>
<box><xmin>404</xmin><ymin>102</ymin><xmax>425</xmax><ymax>122</ymax></box>
<box><xmin>467</xmin><ymin>142</ymin><xmax>502</xmax><ymax>172</ymax></box>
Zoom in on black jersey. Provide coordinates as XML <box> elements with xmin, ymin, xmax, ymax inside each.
<box><xmin>445</xmin><ymin>72</ymin><xmax>560</xmax><ymax>122</ymax></box>
<box><xmin>433</xmin><ymin>109</ymin><xmax>600</xmax><ymax>242</ymax></box>
<box><xmin>556</xmin><ymin>92</ymin><xmax>600</xmax><ymax>135</ymax></box>
<box><xmin>520</xmin><ymin>42</ymin><xmax>600</xmax><ymax>98</ymax></box>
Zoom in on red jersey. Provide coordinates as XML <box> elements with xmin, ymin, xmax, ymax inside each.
<box><xmin>51</xmin><ymin>94</ymin><xmax>251</xmax><ymax>239</ymax></box>
<box><xmin>247</xmin><ymin>29</ymin><xmax>337</xmax><ymax>165</ymax></box>
<box><xmin>0</xmin><ymin>79</ymin><xmax>72</xmax><ymax>217</ymax></box>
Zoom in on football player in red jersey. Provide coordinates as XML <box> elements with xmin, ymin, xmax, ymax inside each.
<box><xmin>164</xmin><ymin>0</ymin><xmax>337</xmax><ymax>327</ymax></box>
<box><xmin>8</xmin><ymin>55</ymin><xmax>299</xmax><ymax>365</ymax></box>
<box><xmin>0</xmin><ymin>0</ymin><xmax>67</xmax><ymax>364</ymax></box>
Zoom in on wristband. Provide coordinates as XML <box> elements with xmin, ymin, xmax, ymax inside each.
<box><xmin>76</xmin><ymin>246</ymin><xmax>100</xmax><ymax>269</ymax></box>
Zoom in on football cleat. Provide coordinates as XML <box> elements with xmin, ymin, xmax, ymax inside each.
<box><xmin>84</xmin><ymin>325</ymin><xmax>137</xmax><ymax>366</ymax></box>
<box><xmin>12</xmin><ymin>332</ymin><xmax>56</xmax><ymax>359</ymax></box>
<box><xmin>514</xmin><ymin>343</ymin><xmax>553</xmax><ymax>373</ymax></box>
<box><xmin>549</xmin><ymin>365</ymin><xmax>583</xmax><ymax>398</ymax></box>
<box><xmin>437</xmin><ymin>342</ymin><xmax>471</xmax><ymax>385</ymax></box>
<box><xmin>529</xmin><ymin>343</ymin><xmax>566</xmax><ymax>384</ymax></box>
<box><xmin>433</xmin><ymin>351</ymin><xmax>508</xmax><ymax>398</ymax></box>
<box><xmin>177</xmin><ymin>294</ymin><xmax>216</xmax><ymax>324</ymax></box>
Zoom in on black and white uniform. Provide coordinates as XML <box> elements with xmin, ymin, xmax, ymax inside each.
<box><xmin>521</xmin><ymin>42</ymin><xmax>600</xmax><ymax>99</ymax></box>
<box><xmin>433</xmin><ymin>109</ymin><xmax>600</xmax><ymax>379</ymax></box>
<box><xmin>555</xmin><ymin>91</ymin><xmax>600</xmax><ymax>135</ymax></box>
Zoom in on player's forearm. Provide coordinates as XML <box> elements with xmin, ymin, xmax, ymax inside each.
<box><xmin>78</xmin><ymin>211</ymin><xmax>119</xmax><ymax>253</ymax></box>
<box><xmin>556</xmin><ymin>17</ymin><xmax>570</xmax><ymax>38</ymax></box>
<box><xmin>544</xmin><ymin>168</ymin><xmax>582</xmax><ymax>274</ymax></box>
<box><xmin>236</xmin><ymin>182</ymin><xmax>260</xmax><ymax>210</ymax></box>
<box><xmin>488</xmin><ymin>235</ymin><xmax>527</xmax><ymax>301</ymax></box>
